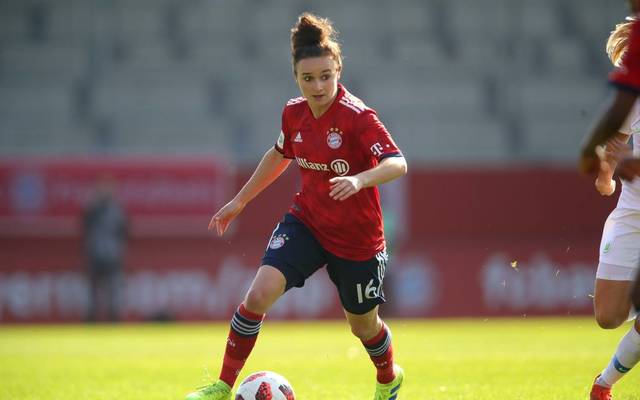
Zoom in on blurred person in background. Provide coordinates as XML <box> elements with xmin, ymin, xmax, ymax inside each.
<box><xmin>579</xmin><ymin>2</ymin><xmax>640</xmax><ymax>398</ymax></box>
<box><xmin>186</xmin><ymin>12</ymin><xmax>407</xmax><ymax>400</ymax></box>
<box><xmin>83</xmin><ymin>175</ymin><xmax>128</xmax><ymax>322</ymax></box>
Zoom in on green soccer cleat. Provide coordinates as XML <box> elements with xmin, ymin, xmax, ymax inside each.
<box><xmin>185</xmin><ymin>380</ymin><xmax>231</xmax><ymax>400</ymax></box>
<box><xmin>374</xmin><ymin>365</ymin><xmax>404</xmax><ymax>400</ymax></box>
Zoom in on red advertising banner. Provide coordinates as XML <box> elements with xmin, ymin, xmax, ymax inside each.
<box><xmin>0</xmin><ymin>236</ymin><xmax>600</xmax><ymax>322</ymax></box>
<box><xmin>0</xmin><ymin>162</ymin><xmax>617</xmax><ymax>322</ymax></box>
<box><xmin>0</xmin><ymin>156</ymin><xmax>231</xmax><ymax>236</ymax></box>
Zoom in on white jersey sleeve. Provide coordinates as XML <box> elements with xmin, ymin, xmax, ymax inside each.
<box><xmin>619</xmin><ymin>101</ymin><xmax>640</xmax><ymax>135</ymax></box>
<box><xmin>616</xmin><ymin>99</ymin><xmax>640</xmax><ymax>211</ymax></box>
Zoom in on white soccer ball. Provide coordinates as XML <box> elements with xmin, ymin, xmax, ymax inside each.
<box><xmin>235</xmin><ymin>371</ymin><xmax>295</xmax><ymax>400</ymax></box>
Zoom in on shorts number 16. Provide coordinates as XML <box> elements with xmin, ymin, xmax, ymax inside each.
<box><xmin>356</xmin><ymin>279</ymin><xmax>379</xmax><ymax>304</ymax></box>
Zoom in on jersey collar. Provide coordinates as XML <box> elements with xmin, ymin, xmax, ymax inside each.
<box><xmin>307</xmin><ymin>83</ymin><xmax>346</xmax><ymax>121</ymax></box>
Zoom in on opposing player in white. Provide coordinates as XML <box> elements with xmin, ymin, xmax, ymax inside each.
<box><xmin>590</xmin><ymin>19</ymin><xmax>640</xmax><ymax>400</ymax></box>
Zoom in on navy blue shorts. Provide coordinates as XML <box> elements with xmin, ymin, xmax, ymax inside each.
<box><xmin>262</xmin><ymin>213</ymin><xmax>388</xmax><ymax>315</ymax></box>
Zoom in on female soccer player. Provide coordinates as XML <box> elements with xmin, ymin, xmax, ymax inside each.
<box><xmin>186</xmin><ymin>13</ymin><xmax>407</xmax><ymax>400</ymax></box>
<box><xmin>580</xmin><ymin>6</ymin><xmax>640</xmax><ymax>399</ymax></box>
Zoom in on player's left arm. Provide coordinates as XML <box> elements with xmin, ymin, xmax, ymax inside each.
<box><xmin>329</xmin><ymin>156</ymin><xmax>407</xmax><ymax>201</ymax></box>
<box><xmin>579</xmin><ymin>89</ymin><xmax>637</xmax><ymax>175</ymax></box>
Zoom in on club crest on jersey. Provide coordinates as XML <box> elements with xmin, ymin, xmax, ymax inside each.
<box><xmin>326</xmin><ymin>127</ymin><xmax>343</xmax><ymax>149</ymax></box>
<box><xmin>330</xmin><ymin>159</ymin><xmax>350</xmax><ymax>176</ymax></box>
<box><xmin>269</xmin><ymin>233</ymin><xmax>289</xmax><ymax>250</ymax></box>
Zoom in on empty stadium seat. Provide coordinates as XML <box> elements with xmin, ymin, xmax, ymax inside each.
<box><xmin>107</xmin><ymin>114</ymin><xmax>232</xmax><ymax>154</ymax></box>
<box><xmin>0</xmin><ymin>0</ymin><xmax>630</xmax><ymax>163</ymax></box>
<box><xmin>0</xmin><ymin>43</ymin><xmax>87</xmax><ymax>80</ymax></box>
<box><xmin>390</xmin><ymin>117</ymin><xmax>509</xmax><ymax>163</ymax></box>
<box><xmin>520</xmin><ymin>117</ymin><xmax>591</xmax><ymax>162</ymax></box>
<box><xmin>93</xmin><ymin>78</ymin><xmax>211</xmax><ymax>119</ymax></box>
<box><xmin>516</xmin><ymin>0</ymin><xmax>562</xmax><ymax>39</ymax></box>
<box><xmin>448</xmin><ymin>0</ymin><xmax>516</xmax><ymax>41</ymax></box>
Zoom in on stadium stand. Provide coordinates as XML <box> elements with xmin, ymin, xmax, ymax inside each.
<box><xmin>0</xmin><ymin>0</ymin><xmax>629</xmax><ymax>163</ymax></box>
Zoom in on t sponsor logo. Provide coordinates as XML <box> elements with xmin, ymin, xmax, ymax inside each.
<box><xmin>370</xmin><ymin>143</ymin><xmax>384</xmax><ymax>157</ymax></box>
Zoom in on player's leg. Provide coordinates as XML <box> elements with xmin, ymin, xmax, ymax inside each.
<box><xmin>86</xmin><ymin>265</ymin><xmax>100</xmax><ymax>322</ymax></box>
<box><xmin>327</xmin><ymin>249</ymin><xmax>403</xmax><ymax>399</ymax></box>
<box><xmin>593</xmin><ymin>277</ymin><xmax>640</xmax><ymax>395</ymax></box>
<box><xmin>187</xmin><ymin>214</ymin><xmax>326</xmax><ymax>399</ymax></box>
<box><xmin>592</xmin><ymin>212</ymin><xmax>640</xmax><ymax>398</ymax></box>
<box><xmin>186</xmin><ymin>266</ymin><xmax>286</xmax><ymax>400</ymax></box>
<box><xmin>594</xmin><ymin>277</ymin><xmax>635</xmax><ymax>329</ymax></box>
<box><xmin>631</xmin><ymin>270</ymin><xmax>640</xmax><ymax>312</ymax></box>
<box><xmin>344</xmin><ymin>307</ymin><xmax>399</xmax><ymax>385</ymax></box>
<box><xmin>106</xmin><ymin>264</ymin><xmax>123</xmax><ymax>322</ymax></box>
<box><xmin>218</xmin><ymin>265</ymin><xmax>286</xmax><ymax>387</ymax></box>
<box><xmin>593</xmin><ymin>316</ymin><xmax>640</xmax><ymax>400</ymax></box>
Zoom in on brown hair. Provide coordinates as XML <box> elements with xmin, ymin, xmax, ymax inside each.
<box><xmin>607</xmin><ymin>16</ymin><xmax>637</xmax><ymax>66</ymax></box>
<box><xmin>290</xmin><ymin>13</ymin><xmax>342</xmax><ymax>73</ymax></box>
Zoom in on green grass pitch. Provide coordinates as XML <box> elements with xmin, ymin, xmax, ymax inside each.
<box><xmin>1</xmin><ymin>318</ymin><xmax>638</xmax><ymax>399</ymax></box>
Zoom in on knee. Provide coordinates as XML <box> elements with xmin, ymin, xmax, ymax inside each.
<box><xmin>244</xmin><ymin>287</ymin><xmax>277</xmax><ymax>314</ymax></box>
<box><xmin>350</xmin><ymin>321</ymin><xmax>380</xmax><ymax>341</ymax></box>
<box><xmin>595</xmin><ymin>310</ymin><xmax>626</xmax><ymax>329</ymax></box>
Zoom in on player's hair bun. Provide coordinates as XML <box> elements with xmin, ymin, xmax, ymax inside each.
<box><xmin>290</xmin><ymin>13</ymin><xmax>342</xmax><ymax>72</ymax></box>
<box><xmin>291</xmin><ymin>13</ymin><xmax>335</xmax><ymax>50</ymax></box>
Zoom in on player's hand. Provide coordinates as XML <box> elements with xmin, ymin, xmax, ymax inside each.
<box><xmin>594</xmin><ymin>139</ymin><xmax>625</xmax><ymax>195</ymax></box>
<box><xmin>617</xmin><ymin>157</ymin><xmax>640</xmax><ymax>182</ymax></box>
<box><xmin>605</xmin><ymin>137</ymin><xmax>628</xmax><ymax>157</ymax></box>
<box><xmin>329</xmin><ymin>176</ymin><xmax>363</xmax><ymax>201</ymax></box>
<box><xmin>595</xmin><ymin>177</ymin><xmax>616</xmax><ymax>196</ymax></box>
<box><xmin>208</xmin><ymin>199</ymin><xmax>246</xmax><ymax>236</ymax></box>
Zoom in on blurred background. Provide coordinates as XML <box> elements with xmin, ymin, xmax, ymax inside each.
<box><xmin>0</xmin><ymin>0</ymin><xmax>630</xmax><ymax>322</ymax></box>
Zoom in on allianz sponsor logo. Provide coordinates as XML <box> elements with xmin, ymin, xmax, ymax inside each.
<box><xmin>296</xmin><ymin>157</ymin><xmax>350</xmax><ymax>176</ymax></box>
<box><xmin>296</xmin><ymin>157</ymin><xmax>329</xmax><ymax>172</ymax></box>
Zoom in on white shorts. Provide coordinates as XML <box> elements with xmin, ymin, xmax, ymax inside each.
<box><xmin>597</xmin><ymin>208</ymin><xmax>640</xmax><ymax>280</ymax></box>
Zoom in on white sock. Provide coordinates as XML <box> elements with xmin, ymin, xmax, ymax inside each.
<box><xmin>597</xmin><ymin>325</ymin><xmax>640</xmax><ymax>387</ymax></box>
<box><xmin>628</xmin><ymin>306</ymin><xmax>639</xmax><ymax>321</ymax></box>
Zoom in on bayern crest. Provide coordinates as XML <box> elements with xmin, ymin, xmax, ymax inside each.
<box><xmin>326</xmin><ymin>127</ymin><xmax>343</xmax><ymax>149</ymax></box>
<box><xmin>269</xmin><ymin>233</ymin><xmax>289</xmax><ymax>250</ymax></box>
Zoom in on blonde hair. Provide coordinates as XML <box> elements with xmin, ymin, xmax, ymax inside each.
<box><xmin>607</xmin><ymin>16</ymin><xmax>637</xmax><ymax>66</ymax></box>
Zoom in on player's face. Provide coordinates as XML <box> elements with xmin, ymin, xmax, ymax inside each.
<box><xmin>295</xmin><ymin>56</ymin><xmax>341</xmax><ymax>114</ymax></box>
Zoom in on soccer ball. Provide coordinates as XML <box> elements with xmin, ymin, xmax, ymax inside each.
<box><xmin>235</xmin><ymin>371</ymin><xmax>295</xmax><ymax>400</ymax></box>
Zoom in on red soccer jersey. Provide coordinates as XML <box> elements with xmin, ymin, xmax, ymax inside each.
<box><xmin>275</xmin><ymin>84</ymin><xmax>402</xmax><ymax>261</ymax></box>
<box><xmin>610</xmin><ymin>17</ymin><xmax>640</xmax><ymax>92</ymax></box>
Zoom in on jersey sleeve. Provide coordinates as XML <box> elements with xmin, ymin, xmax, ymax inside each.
<box><xmin>357</xmin><ymin>110</ymin><xmax>403</xmax><ymax>161</ymax></box>
<box><xmin>620</xmin><ymin>112</ymin><xmax>633</xmax><ymax>135</ymax></box>
<box><xmin>609</xmin><ymin>19</ymin><xmax>640</xmax><ymax>94</ymax></box>
<box><xmin>275</xmin><ymin>107</ymin><xmax>294</xmax><ymax>159</ymax></box>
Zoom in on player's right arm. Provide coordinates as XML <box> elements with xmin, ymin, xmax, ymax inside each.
<box><xmin>580</xmin><ymin>18</ymin><xmax>640</xmax><ymax>174</ymax></box>
<box><xmin>209</xmin><ymin>147</ymin><xmax>291</xmax><ymax>236</ymax></box>
<box><xmin>595</xmin><ymin>133</ymin><xmax>631</xmax><ymax>195</ymax></box>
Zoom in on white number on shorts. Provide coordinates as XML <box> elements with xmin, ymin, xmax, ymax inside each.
<box><xmin>356</xmin><ymin>279</ymin><xmax>379</xmax><ymax>304</ymax></box>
